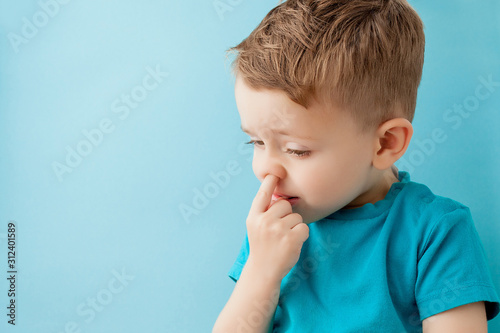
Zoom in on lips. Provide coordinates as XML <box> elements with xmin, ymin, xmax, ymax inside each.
<box><xmin>273</xmin><ymin>192</ymin><xmax>299</xmax><ymax>204</ymax></box>
<box><xmin>273</xmin><ymin>191</ymin><xmax>297</xmax><ymax>198</ymax></box>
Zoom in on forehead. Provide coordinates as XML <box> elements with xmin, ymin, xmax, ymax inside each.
<box><xmin>234</xmin><ymin>76</ymin><xmax>293</xmax><ymax>115</ymax></box>
<box><xmin>235</xmin><ymin>76</ymin><xmax>335</xmax><ymax>139</ymax></box>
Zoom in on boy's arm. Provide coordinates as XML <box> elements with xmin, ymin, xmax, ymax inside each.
<box><xmin>212</xmin><ymin>259</ymin><xmax>281</xmax><ymax>333</ymax></box>
<box><xmin>422</xmin><ymin>301</ymin><xmax>487</xmax><ymax>333</ymax></box>
<box><xmin>213</xmin><ymin>174</ymin><xmax>309</xmax><ymax>333</ymax></box>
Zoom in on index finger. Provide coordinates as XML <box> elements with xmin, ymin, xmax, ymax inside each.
<box><xmin>249</xmin><ymin>174</ymin><xmax>279</xmax><ymax>214</ymax></box>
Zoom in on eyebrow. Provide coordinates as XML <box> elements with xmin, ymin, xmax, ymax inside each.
<box><xmin>240</xmin><ymin>125</ymin><xmax>314</xmax><ymax>141</ymax></box>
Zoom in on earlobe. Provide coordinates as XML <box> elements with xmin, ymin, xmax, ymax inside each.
<box><xmin>372</xmin><ymin>118</ymin><xmax>413</xmax><ymax>170</ymax></box>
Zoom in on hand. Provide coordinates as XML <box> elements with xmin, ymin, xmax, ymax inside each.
<box><xmin>245</xmin><ymin>174</ymin><xmax>310</xmax><ymax>281</ymax></box>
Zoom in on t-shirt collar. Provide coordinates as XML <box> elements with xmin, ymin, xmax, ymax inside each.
<box><xmin>321</xmin><ymin>170</ymin><xmax>410</xmax><ymax>221</ymax></box>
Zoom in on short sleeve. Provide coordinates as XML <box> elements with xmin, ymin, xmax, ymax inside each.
<box><xmin>415</xmin><ymin>207</ymin><xmax>500</xmax><ymax>321</ymax></box>
<box><xmin>228</xmin><ymin>232</ymin><xmax>250</xmax><ymax>282</ymax></box>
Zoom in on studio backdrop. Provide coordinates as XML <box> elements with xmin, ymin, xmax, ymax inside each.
<box><xmin>0</xmin><ymin>0</ymin><xmax>499</xmax><ymax>332</ymax></box>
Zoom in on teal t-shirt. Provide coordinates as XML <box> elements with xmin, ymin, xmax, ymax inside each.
<box><xmin>228</xmin><ymin>171</ymin><xmax>500</xmax><ymax>332</ymax></box>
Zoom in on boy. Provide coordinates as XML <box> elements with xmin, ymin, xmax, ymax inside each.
<box><xmin>213</xmin><ymin>0</ymin><xmax>500</xmax><ymax>332</ymax></box>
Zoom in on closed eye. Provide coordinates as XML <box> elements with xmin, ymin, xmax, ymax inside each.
<box><xmin>244</xmin><ymin>140</ymin><xmax>311</xmax><ymax>158</ymax></box>
<box><xmin>245</xmin><ymin>139</ymin><xmax>264</xmax><ymax>146</ymax></box>
<box><xmin>287</xmin><ymin>149</ymin><xmax>311</xmax><ymax>157</ymax></box>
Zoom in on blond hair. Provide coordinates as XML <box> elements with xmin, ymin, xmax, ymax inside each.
<box><xmin>226</xmin><ymin>0</ymin><xmax>425</xmax><ymax>130</ymax></box>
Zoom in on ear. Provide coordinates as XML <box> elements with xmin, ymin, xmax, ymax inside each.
<box><xmin>372</xmin><ymin>118</ymin><xmax>413</xmax><ymax>170</ymax></box>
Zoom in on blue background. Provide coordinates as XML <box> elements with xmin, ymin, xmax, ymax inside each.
<box><xmin>0</xmin><ymin>0</ymin><xmax>498</xmax><ymax>332</ymax></box>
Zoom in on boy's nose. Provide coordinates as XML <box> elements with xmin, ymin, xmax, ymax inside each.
<box><xmin>253</xmin><ymin>151</ymin><xmax>287</xmax><ymax>183</ymax></box>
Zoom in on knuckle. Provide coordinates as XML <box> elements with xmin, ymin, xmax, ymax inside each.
<box><xmin>290</xmin><ymin>213</ymin><xmax>303</xmax><ymax>223</ymax></box>
<box><xmin>300</xmin><ymin>225</ymin><xmax>308</xmax><ymax>236</ymax></box>
<box><xmin>269</xmin><ymin>223</ymin><xmax>282</xmax><ymax>236</ymax></box>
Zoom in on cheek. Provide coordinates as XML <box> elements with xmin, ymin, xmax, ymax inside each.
<box><xmin>303</xmin><ymin>154</ymin><xmax>367</xmax><ymax>198</ymax></box>
<box><xmin>300</xmin><ymin>165</ymin><xmax>338</xmax><ymax>199</ymax></box>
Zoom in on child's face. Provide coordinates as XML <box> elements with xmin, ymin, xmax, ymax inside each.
<box><xmin>235</xmin><ymin>75</ymin><xmax>383</xmax><ymax>224</ymax></box>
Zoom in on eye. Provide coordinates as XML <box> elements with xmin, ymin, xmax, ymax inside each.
<box><xmin>286</xmin><ymin>149</ymin><xmax>311</xmax><ymax>157</ymax></box>
<box><xmin>245</xmin><ymin>140</ymin><xmax>264</xmax><ymax>147</ymax></box>
<box><xmin>245</xmin><ymin>140</ymin><xmax>311</xmax><ymax>158</ymax></box>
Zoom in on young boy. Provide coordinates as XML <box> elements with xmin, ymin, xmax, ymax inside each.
<box><xmin>213</xmin><ymin>0</ymin><xmax>500</xmax><ymax>332</ymax></box>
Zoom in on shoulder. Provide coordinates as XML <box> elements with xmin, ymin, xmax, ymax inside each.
<box><xmin>389</xmin><ymin>174</ymin><xmax>475</xmax><ymax>249</ymax></box>
<box><xmin>394</xmin><ymin>175</ymin><xmax>471</xmax><ymax>224</ymax></box>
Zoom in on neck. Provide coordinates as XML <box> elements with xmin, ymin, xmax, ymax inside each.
<box><xmin>345</xmin><ymin>166</ymin><xmax>399</xmax><ymax>209</ymax></box>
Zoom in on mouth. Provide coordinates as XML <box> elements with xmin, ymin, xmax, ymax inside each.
<box><xmin>272</xmin><ymin>193</ymin><xmax>300</xmax><ymax>205</ymax></box>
